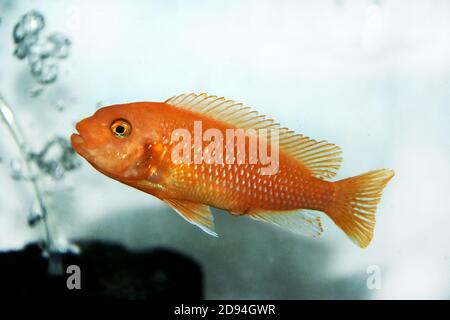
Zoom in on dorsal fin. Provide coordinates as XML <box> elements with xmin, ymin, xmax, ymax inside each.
<box><xmin>165</xmin><ymin>93</ymin><xmax>342</xmax><ymax>179</ymax></box>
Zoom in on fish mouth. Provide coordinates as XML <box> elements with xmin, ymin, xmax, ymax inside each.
<box><xmin>70</xmin><ymin>125</ymin><xmax>117</xmax><ymax>179</ymax></box>
<box><xmin>70</xmin><ymin>123</ymin><xmax>86</xmax><ymax>154</ymax></box>
<box><xmin>71</xmin><ymin>133</ymin><xmax>86</xmax><ymax>160</ymax></box>
<box><xmin>71</xmin><ymin>133</ymin><xmax>84</xmax><ymax>145</ymax></box>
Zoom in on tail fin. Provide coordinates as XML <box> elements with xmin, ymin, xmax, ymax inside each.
<box><xmin>326</xmin><ymin>169</ymin><xmax>394</xmax><ymax>248</ymax></box>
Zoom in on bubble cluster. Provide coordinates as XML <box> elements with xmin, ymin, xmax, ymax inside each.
<box><xmin>13</xmin><ymin>10</ymin><xmax>71</xmax><ymax>85</ymax></box>
<box><xmin>8</xmin><ymin>137</ymin><xmax>81</xmax><ymax>181</ymax></box>
<box><xmin>28</xmin><ymin>137</ymin><xmax>81</xmax><ymax>180</ymax></box>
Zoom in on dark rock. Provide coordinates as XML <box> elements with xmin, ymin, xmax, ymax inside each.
<box><xmin>0</xmin><ymin>241</ymin><xmax>203</xmax><ymax>300</ymax></box>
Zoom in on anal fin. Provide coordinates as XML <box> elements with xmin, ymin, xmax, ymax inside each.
<box><xmin>164</xmin><ymin>199</ymin><xmax>217</xmax><ymax>237</ymax></box>
<box><xmin>249</xmin><ymin>210</ymin><xmax>323</xmax><ymax>238</ymax></box>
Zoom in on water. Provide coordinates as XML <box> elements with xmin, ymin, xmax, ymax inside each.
<box><xmin>0</xmin><ymin>0</ymin><xmax>449</xmax><ymax>300</ymax></box>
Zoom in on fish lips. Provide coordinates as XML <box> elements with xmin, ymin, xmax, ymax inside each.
<box><xmin>71</xmin><ymin>132</ymin><xmax>84</xmax><ymax>145</ymax></box>
<box><xmin>71</xmin><ymin>122</ymin><xmax>87</xmax><ymax>156</ymax></box>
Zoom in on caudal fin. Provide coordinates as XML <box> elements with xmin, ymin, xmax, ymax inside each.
<box><xmin>326</xmin><ymin>169</ymin><xmax>394</xmax><ymax>248</ymax></box>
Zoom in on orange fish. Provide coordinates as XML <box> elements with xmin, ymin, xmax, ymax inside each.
<box><xmin>71</xmin><ymin>93</ymin><xmax>394</xmax><ymax>247</ymax></box>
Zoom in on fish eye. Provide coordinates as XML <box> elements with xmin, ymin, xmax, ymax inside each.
<box><xmin>110</xmin><ymin>119</ymin><xmax>132</xmax><ymax>138</ymax></box>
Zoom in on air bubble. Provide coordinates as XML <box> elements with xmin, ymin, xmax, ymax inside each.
<box><xmin>28</xmin><ymin>137</ymin><xmax>81</xmax><ymax>180</ymax></box>
<box><xmin>14</xmin><ymin>42</ymin><xmax>28</xmax><ymax>59</ymax></box>
<box><xmin>47</xmin><ymin>33</ymin><xmax>71</xmax><ymax>58</ymax></box>
<box><xmin>13</xmin><ymin>10</ymin><xmax>45</xmax><ymax>43</ymax></box>
<box><xmin>14</xmin><ymin>34</ymin><xmax>39</xmax><ymax>59</ymax></box>
<box><xmin>28</xmin><ymin>200</ymin><xmax>45</xmax><ymax>226</ymax></box>
<box><xmin>54</xmin><ymin>100</ymin><xmax>65</xmax><ymax>112</ymax></box>
<box><xmin>36</xmin><ymin>60</ymin><xmax>58</xmax><ymax>84</ymax></box>
<box><xmin>27</xmin><ymin>85</ymin><xmax>44</xmax><ymax>97</ymax></box>
<box><xmin>28</xmin><ymin>39</ymin><xmax>56</xmax><ymax>58</ymax></box>
<box><xmin>10</xmin><ymin>158</ymin><xmax>26</xmax><ymax>180</ymax></box>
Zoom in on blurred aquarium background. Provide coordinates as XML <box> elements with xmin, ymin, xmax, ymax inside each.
<box><xmin>0</xmin><ymin>0</ymin><xmax>449</xmax><ymax>299</ymax></box>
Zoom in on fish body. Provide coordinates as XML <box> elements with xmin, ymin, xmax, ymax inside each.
<box><xmin>71</xmin><ymin>93</ymin><xmax>394</xmax><ymax>247</ymax></box>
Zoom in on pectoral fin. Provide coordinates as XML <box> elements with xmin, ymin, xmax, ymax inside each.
<box><xmin>164</xmin><ymin>199</ymin><xmax>217</xmax><ymax>237</ymax></box>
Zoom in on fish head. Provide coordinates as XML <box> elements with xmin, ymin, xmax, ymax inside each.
<box><xmin>71</xmin><ymin>102</ymin><xmax>162</xmax><ymax>181</ymax></box>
